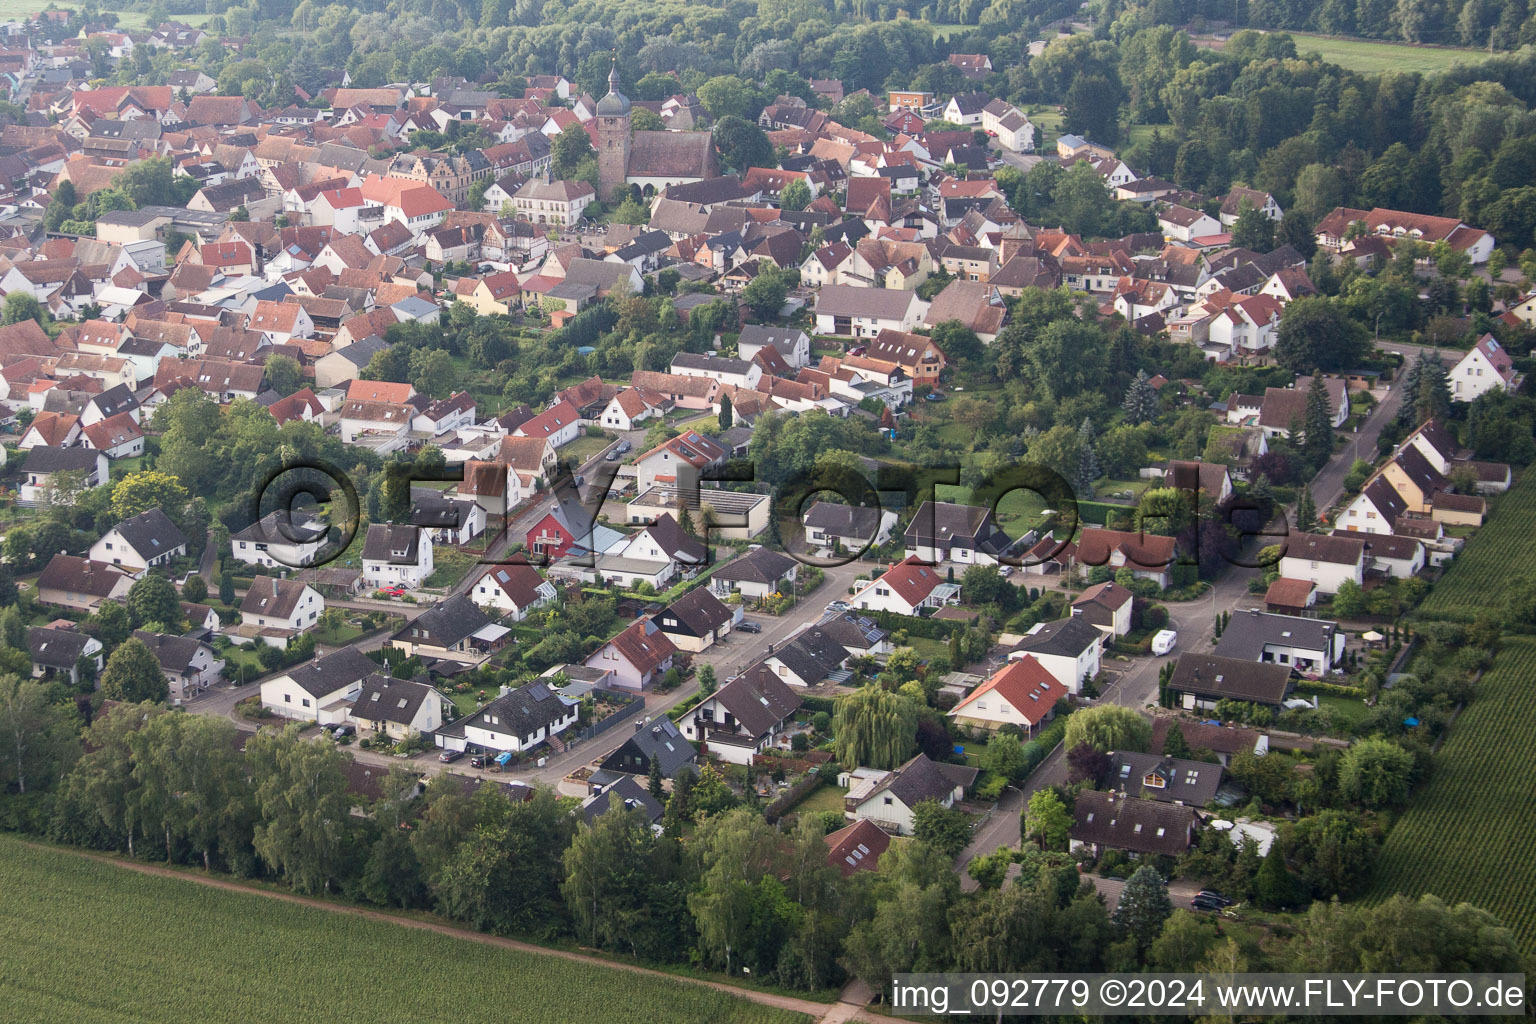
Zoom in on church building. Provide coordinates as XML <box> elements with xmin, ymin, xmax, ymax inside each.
<box><xmin>596</xmin><ymin>65</ymin><xmax>719</xmax><ymax>199</ymax></box>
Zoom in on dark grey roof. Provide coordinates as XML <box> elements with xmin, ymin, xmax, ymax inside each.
<box><xmin>328</xmin><ymin>333</ymin><xmax>389</xmax><ymax>368</ymax></box>
<box><xmin>1013</xmin><ymin>616</ymin><xmax>1103</xmax><ymax>659</ymax></box>
<box><xmin>1072</xmin><ymin>790</ymin><xmax>1195</xmax><ymax>856</ymax></box>
<box><xmin>362</xmin><ymin>523</ymin><xmax>420</xmax><ymax>564</ymax></box>
<box><xmin>712</xmin><ymin>546</ymin><xmax>797</xmax><ymax>586</ymax></box>
<box><xmin>903</xmin><ymin>500</ymin><xmax>998</xmax><ymax>549</ymax></box>
<box><xmin>132</xmin><ymin>629</ymin><xmax>209</xmax><ymax>674</ymax></box>
<box><xmin>765</xmin><ymin>625</ymin><xmax>852</xmax><ymax>684</ymax></box>
<box><xmin>393</xmin><ymin>594</ymin><xmax>492</xmax><ymax>648</ymax></box>
<box><xmin>582</xmin><ymin>775</ymin><xmax>664</xmax><ymax>825</ymax></box>
<box><xmin>710</xmin><ymin>670</ymin><xmax>801</xmax><ymax>739</ymax></box>
<box><xmin>231</xmin><ymin>509</ymin><xmax>327</xmax><ymax>546</ymax></box>
<box><xmin>1104</xmin><ymin>750</ymin><xmax>1223</xmax><ymax>806</ymax></box>
<box><xmin>23</xmin><ymin>446</ymin><xmax>101</xmax><ymax>474</ymax></box>
<box><xmin>803</xmin><ymin>501</ymin><xmax>883</xmax><ymax>539</ymax></box>
<box><xmin>737</xmin><ymin>324</ymin><xmax>807</xmax><ymax>355</ymax></box>
<box><xmin>469</xmin><ymin>681</ymin><xmax>569</xmax><ymax>740</ymax></box>
<box><xmin>90</xmin><ymin>383</ymin><xmax>139</xmax><ymax>418</ymax></box>
<box><xmin>866</xmin><ymin>753</ymin><xmax>978</xmax><ymax>807</ymax></box>
<box><xmin>1169</xmin><ymin>652</ymin><xmax>1292</xmax><ymax>706</ymax></box>
<box><xmin>28</xmin><ymin>626</ymin><xmax>93</xmax><ymax>668</ymax></box>
<box><xmin>108</xmin><ymin>508</ymin><xmax>187</xmax><ymax>558</ymax></box>
<box><xmin>654</xmin><ymin>587</ymin><xmax>733</xmax><ymax>637</ymax></box>
<box><xmin>352</xmin><ymin>674</ymin><xmax>435</xmax><ymax>726</ymax></box>
<box><xmin>282</xmin><ymin>647</ymin><xmax>378</xmax><ymax>698</ymax></box>
<box><xmin>1213</xmin><ymin>609</ymin><xmax>1340</xmax><ymax>662</ymax></box>
<box><xmin>814</xmin><ymin>612</ymin><xmax>889</xmax><ymax>653</ymax></box>
<box><xmin>601</xmin><ymin>716</ymin><xmax>697</xmax><ymax>777</ymax></box>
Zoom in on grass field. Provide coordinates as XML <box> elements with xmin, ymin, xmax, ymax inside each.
<box><xmin>1368</xmin><ymin>638</ymin><xmax>1536</xmax><ymax>951</ymax></box>
<box><xmin>0</xmin><ymin>0</ymin><xmax>213</xmax><ymax>28</ymax></box>
<box><xmin>1204</xmin><ymin>30</ymin><xmax>1491</xmax><ymax>75</ymax></box>
<box><xmin>0</xmin><ymin>837</ymin><xmax>809</xmax><ymax>1024</ymax></box>
<box><xmin>1417</xmin><ymin>470</ymin><xmax>1533</xmax><ymax>622</ymax></box>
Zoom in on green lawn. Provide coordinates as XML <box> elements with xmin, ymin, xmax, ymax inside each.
<box><xmin>563</xmin><ymin>432</ymin><xmax>614</xmax><ymax>464</ymax></box>
<box><xmin>1314</xmin><ymin>692</ymin><xmax>1371</xmax><ymax>731</ymax></box>
<box><xmin>781</xmin><ymin>780</ymin><xmax>847</xmax><ymax>819</ymax></box>
<box><xmin>423</xmin><ymin>547</ymin><xmax>480</xmax><ymax>590</ymax></box>
<box><xmin>0</xmin><ymin>0</ymin><xmax>213</xmax><ymax>27</ymax></box>
<box><xmin>1210</xmin><ymin>30</ymin><xmax>1491</xmax><ymax>75</ymax></box>
<box><xmin>0</xmin><ymin>837</ymin><xmax>809</xmax><ymax>1024</ymax></box>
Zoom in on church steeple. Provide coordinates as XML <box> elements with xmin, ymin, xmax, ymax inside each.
<box><xmin>596</xmin><ymin>56</ymin><xmax>631</xmax><ymax>199</ymax></box>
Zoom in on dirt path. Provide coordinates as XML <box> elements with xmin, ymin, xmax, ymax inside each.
<box><xmin>32</xmin><ymin>843</ymin><xmax>875</xmax><ymax>1023</ymax></box>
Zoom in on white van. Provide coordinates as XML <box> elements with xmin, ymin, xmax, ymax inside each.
<box><xmin>1151</xmin><ymin>629</ymin><xmax>1178</xmax><ymax>656</ymax></box>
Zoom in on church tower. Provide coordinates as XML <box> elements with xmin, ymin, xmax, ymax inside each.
<box><xmin>595</xmin><ymin>62</ymin><xmax>631</xmax><ymax>201</ymax></box>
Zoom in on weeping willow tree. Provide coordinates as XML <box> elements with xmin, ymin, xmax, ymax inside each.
<box><xmin>833</xmin><ymin>686</ymin><xmax>919</xmax><ymax>770</ymax></box>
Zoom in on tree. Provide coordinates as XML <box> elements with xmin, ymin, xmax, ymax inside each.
<box><xmin>1254</xmin><ymin>845</ymin><xmax>1303</xmax><ymax>909</ymax></box>
<box><xmin>1285</xmin><ymin>810</ymin><xmax>1382</xmax><ymax>899</ymax></box>
<box><xmin>1149</xmin><ymin>910</ymin><xmax>1222</xmax><ymax>971</ymax></box>
<box><xmin>911</xmin><ymin>798</ymin><xmax>971</xmax><ymax>856</ymax></box>
<box><xmin>779</xmin><ymin>178</ymin><xmax>811</xmax><ymax>212</ymax></box>
<box><xmin>2</xmin><ymin>292</ymin><xmax>43</xmax><ymax>326</ymax></box>
<box><xmin>127</xmin><ymin>711</ymin><xmax>248</xmax><ymax>868</ymax></box>
<box><xmin>245</xmin><ymin>726</ymin><xmax>355</xmax><ymax>893</ymax></box>
<box><xmin>1303</xmin><ymin>371</ymin><xmax>1335</xmax><ymax>467</ymax></box>
<box><xmin>1413</xmin><ymin>351</ymin><xmax>1451</xmax><ymax>424</ymax></box>
<box><xmin>563</xmin><ymin>802</ymin><xmax>655</xmax><ymax>949</ymax></box>
<box><xmin>99</xmin><ymin>638</ymin><xmax>169</xmax><ymax>704</ymax></box>
<box><xmin>1113</xmin><ymin>865</ymin><xmax>1172</xmax><ymax>951</ymax></box>
<box><xmin>1064</xmin><ymin>705</ymin><xmax>1151</xmax><ymax>753</ymax></box>
<box><xmin>181</xmin><ymin>574</ymin><xmax>207</xmax><ymax>604</ymax></box>
<box><xmin>127</xmin><ymin>573</ymin><xmax>180</xmax><ymax>629</ymax></box>
<box><xmin>1067</xmin><ymin>741</ymin><xmax>1110</xmax><ymax>784</ymax></box>
<box><xmin>0</xmin><ymin>674</ymin><xmax>79</xmax><ymax>796</ymax></box>
<box><xmin>981</xmin><ymin>732</ymin><xmax>1027</xmax><ymax>781</ymax></box>
<box><xmin>1287</xmin><ymin>894</ymin><xmax>1525</xmax><ymax>974</ymax></box>
<box><xmin>697</xmin><ymin>75</ymin><xmax>762</xmax><ymax>122</ymax></box>
<box><xmin>1024</xmin><ymin>788</ymin><xmax>1071</xmax><ymax>851</ymax></box>
<box><xmin>1338</xmin><ymin>737</ymin><xmax>1415</xmax><ymax>808</ymax></box>
<box><xmin>1076</xmin><ymin>417</ymin><xmax>1100</xmax><ymax>498</ymax></box>
<box><xmin>833</xmin><ymin>686</ymin><xmax>918</xmax><ymax>770</ymax></box>
<box><xmin>551</xmin><ymin>123</ymin><xmax>594</xmax><ymax>179</ymax></box>
<box><xmin>740</xmin><ymin>264</ymin><xmax>788</xmax><ymax>320</ymax></box>
<box><xmin>1294</xmin><ymin>485</ymin><xmax>1318</xmax><ymax>532</ymax></box>
<box><xmin>698</xmin><ymin>663</ymin><xmax>717</xmax><ymax>695</ymax></box>
<box><xmin>111</xmin><ymin>471</ymin><xmax>189</xmax><ymax>523</ymax></box>
<box><xmin>1274</xmin><ymin>298</ymin><xmax>1369</xmax><ymax>373</ymax></box>
<box><xmin>410</xmin><ymin>348</ymin><xmax>455</xmax><ymax>398</ymax></box>
<box><xmin>712</xmin><ymin>116</ymin><xmax>772</xmax><ymax>173</ymax></box>
<box><xmin>1230</xmin><ymin>202</ymin><xmax>1275</xmax><ymax>252</ymax></box>
<box><xmin>718</xmin><ymin>393</ymin><xmax>733</xmax><ymax>430</ymax></box>
<box><xmin>263</xmin><ymin>353</ymin><xmax>303</xmax><ymax>397</ymax></box>
<box><xmin>219</xmin><ymin>572</ymin><xmax>235</xmax><ymax>606</ymax></box>
<box><xmin>1063</xmin><ymin>73</ymin><xmax>1121</xmax><ymax>147</ymax></box>
<box><xmin>1122</xmin><ymin>369</ymin><xmax>1159</xmax><ymax>424</ymax></box>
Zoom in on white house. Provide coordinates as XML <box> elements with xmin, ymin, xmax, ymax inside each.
<box><xmin>239</xmin><ymin>576</ymin><xmax>325</xmax><ymax>643</ymax></box>
<box><xmin>443</xmin><ymin>681</ymin><xmax>577</xmax><ymax>753</ymax></box>
<box><xmin>1070</xmin><ymin>581</ymin><xmax>1134</xmax><ymax>638</ymax></box>
<box><xmin>1008</xmin><ymin>616</ymin><xmax>1104</xmax><ymax>694</ymax></box>
<box><xmin>1158</xmin><ymin>205</ymin><xmax>1222</xmax><ymax>242</ymax></box>
<box><xmin>468</xmin><ymin>562</ymin><xmax>558</xmax><ymax>620</ymax></box>
<box><xmin>814</xmin><ymin>284</ymin><xmax>929</xmax><ymax>338</ymax></box>
<box><xmin>88</xmin><ymin>508</ymin><xmax>188</xmax><ymax>575</ymax></box>
<box><xmin>947</xmin><ymin>655</ymin><xmax>1066</xmax><ymax>735</ymax></box>
<box><xmin>361</xmin><ymin>523</ymin><xmax>435</xmax><ymax>591</ymax></box>
<box><xmin>260</xmin><ymin>647</ymin><xmax>377</xmax><ymax>723</ymax></box>
<box><xmin>1450</xmin><ymin>334</ymin><xmax>1521</xmax><ymax>401</ymax></box>
<box><xmin>844</xmin><ymin>753</ymin><xmax>978</xmax><ymax>835</ymax></box>
<box><xmin>802</xmin><ymin>501</ymin><xmax>898</xmax><ymax>552</ymax></box>
<box><xmin>134</xmin><ymin>630</ymin><xmax>225</xmax><ymax>702</ymax></box>
<box><xmin>848</xmin><ymin>556</ymin><xmax>953</xmax><ymax>616</ymax></box>
<box><xmin>681</xmin><ymin>668</ymin><xmax>800</xmax><ymax>766</ymax></box>
<box><xmin>513</xmin><ymin>400</ymin><xmax>582</xmax><ymax>449</ymax></box>
<box><xmin>1213</xmin><ymin>609</ymin><xmax>1346</xmax><ymax>676</ymax></box>
<box><xmin>1277</xmin><ymin>533</ymin><xmax>1365</xmax><ymax>595</ymax></box>
<box><xmin>230</xmin><ymin>510</ymin><xmax>329</xmax><ymax>569</ymax></box>
<box><xmin>348</xmin><ymin>675</ymin><xmax>445</xmax><ymax>741</ymax></box>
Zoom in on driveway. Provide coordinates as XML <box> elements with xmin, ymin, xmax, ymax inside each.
<box><xmin>1089</xmin><ymin>872</ymin><xmax>1204</xmax><ymax>911</ymax></box>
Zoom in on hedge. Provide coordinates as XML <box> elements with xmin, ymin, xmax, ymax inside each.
<box><xmin>868</xmin><ymin>609</ymin><xmax>966</xmax><ymax>640</ymax></box>
<box><xmin>1294</xmin><ymin>679</ymin><xmax>1369</xmax><ymax>698</ymax></box>
<box><xmin>1020</xmin><ymin>702</ymin><xmax>1075</xmax><ymax>775</ymax></box>
<box><xmin>799</xmin><ymin>695</ymin><xmax>837</xmax><ymax>716</ymax></box>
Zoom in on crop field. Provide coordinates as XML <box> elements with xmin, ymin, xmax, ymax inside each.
<box><xmin>1199</xmin><ymin>30</ymin><xmax>1491</xmax><ymax>75</ymax></box>
<box><xmin>0</xmin><ymin>837</ymin><xmax>810</xmax><ymax>1024</ymax></box>
<box><xmin>1417</xmin><ymin>470</ymin><xmax>1536</xmax><ymax>621</ymax></box>
<box><xmin>1368</xmin><ymin>638</ymin><xmax>1536</xmax><ymax>951</ymax></box>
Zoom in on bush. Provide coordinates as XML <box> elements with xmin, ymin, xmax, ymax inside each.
<box><xmin>811</xmin><ymin>711</ymin><xmax>831</xmax><ymax>734</ymax></box>
<box><xmin>790</xmin><ymin>732</ymin><xmax>809</xmax><ymax>752</ymax></box>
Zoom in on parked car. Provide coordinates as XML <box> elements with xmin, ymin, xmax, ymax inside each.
<box><xmin>605</xmin><ymin>450</ymin><xmax>619</xmax><ymax>461</ymax></box>
<box><xmin>1151</xmin><ymin>629</ymin><xmax>1178</xmax><ymax>656</ymax></box>
<box><xmin>438</xmin><ymin>749</ymin><xmax>464</xmax><ymax>763</ymax></box>
<box><xmin>1196</xmin><ymin>890</ymin><xmax>1234</xmax><ymax>906</ymax></box>
<box><xmin>616</xmin><ymin>440</ymin><xmax>631</xmax><ymax>453</ymax></box>
<box><xmin>736</xmin><ymin>619</ymin><xmax>763</xmax><ymax>633</ymax></box>
<box><xmin>999</xmin><ymin>566</ymin><xmax>1014</xmax><ymax>577</ymax></box>
<box><xmin>1191</xmin><ymin>894</ymin><xmax>1225</xmax><ymax>911</ymax></box>
<box><xmin>827</xmin><ymin>600</ymin><xmax>850</xmax><ymax>612</ymax></box>
<box><xmin>331</xmin><ymin>725</ymin><xmax>354</xmax><ymax>738</ymax></box>
<box><xmin>469</xmin><ymin>755</ymin><xmax>487</xmax><ymax>769</ymax></box>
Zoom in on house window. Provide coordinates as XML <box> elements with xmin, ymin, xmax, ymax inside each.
<box><xmin>302</xmin><ymin>698</ymin><xmax>310</xmax><ymax>708</ymax></box>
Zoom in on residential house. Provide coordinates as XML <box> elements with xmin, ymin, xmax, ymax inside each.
<box><xmin>361</xmin><ymin>523</ymin><xmax>435</xmax><ymax>591</ymax></box>
<box><xmin>849</xmin><ymin>555</ymin><xmax>953</xmax><ymax>616</ymax></box>
<box><xmin>814</xmin><ymin>284</ymin><xmax>928</xmax><ymax>338</ymax></box>
<box><xmin>1008</xmin><ymin>616</ymin><xmax>1104</xmax><ymax>694</ymax></box>
<box><xmin>239</xmin><ymin>576</ymin><xmax>325</xmax><ymax>643</ymax></box>
<box><xmin>651</xmin><ymin>587</ymin><xmax>736</xmax><ymax>652</ymax></box>
<box><xmin>903</xmin><ymin>500</ymin><xmax>1016</xmax><ymax>565</ymax></box>
<box><xmin>844</xmin><ymin>753</ymin><xmax>978</xmax><ymax>835</ymax></box>
<box><xmin>18</xmin><ymin>447</ymin><xmax>107</xmax><ymax>507</ymax></box>
<box><xmin>28</xmin><ymin>626</ymin><xmax>103</xmax><ymax>686</ymax></box>
<box><xmin>230</xmin><ymin>509</ymin><xmax>329</xmax><ymax>569</ymax></box>
<box><xmin>260</xmin><ymin>647</ymin><xmax>376</xmax><ymax>723</ymax></box>
<box><xmin>389</xmin><ymin>593</ymin><xmax>511</xmax><ymax>664</ymax></box>
<box><xmin>1070</xmin><ymin>790</ymin><xmax>1196</xmax><ymax>858</ymax></box>
<box><xmin>1168</xmin><ymin>652</ymin><xmax>1293</xmax><ymax>710</ymax></box>
<box><xmin>581</xmin><ymin>776</ymin><xmax>664</xmax><ymax>830</ymax></box>
<box><xmin>1212</xmin><ymin>609</ymin><xmax>1345</xmax><ymax>675</ymax></box>
<box><xmin>1074</xmin><ymin>528</ymin><xmax>1177</xmax><ymax>588</ymax></box>
<box><xmin>803</xmin><ymin>501</ymin><xmax>898</xmax><ymax>553</ymax></box>
<box><xmin>87</xmin><ymin>508</ymin><xmax>187</xmax><ymax>575</ymax></box>
<box><xmin>349</xmin><ymin>675</ymin><xmax>444</xmax><ymax>741</ymax></box>
<box><xmin>947</xmin><ymin>655</ymin><xmax>1066</xmax><ymax>735</ymax></box>
<box><xmin>1158</xmin><ymin>205</ymin><xmax>1222</xmax><ymax>242</ymax></box>
<box><xmin>599</xmin><ymin>716</ymin><xmax>698</xmax><ymax>777</ymax></box>
<box><xmin>1070</xmin><ymin>581</ymin><xmax>1134</xmax><ymax>638</ymax></box>
<box><xmin>134</xmin><ymin>629</ymin><xmax>224</xmax><ymax>702</ymax></box>
<box><xmin>1450</xmin><ymin>334</ymin><xmax>1521</xmax><ymax>400</ymax></box>
<box><xmin>1277</xmin><ymin>533</ymin><xmax>1364</xmax><ymax>594</ymax></box>
<box><xmin>682</xmin><ymin>668</ymin><xmax>801</xmax><ymax>766</ymax></box>
<box><xmin>468</xmin><ymin>561</ymin><xmax>557</xmax><ymax>620</ymax></box>
<box><xmin>36</xmin><ymin>555</ymin><xmax>134</xmax><ymax>611</ymax></box>
<box><xmin>865</xmin><ymin>329</ymin><xmax>946</xmax><ymax>388</ymax></box>
<box><xmin>825</xmin><ymin>819</ymin><xmax>891</xmax><ymax>877</ymax></box>
<box><xmin>1103</xmin><ymin>750</ymin><xmax>1224</xmax><ymax>806</ymax></box>
<box><xmin>584</xmin><ymin>618</ymin><xmax>677</xmax><ymax>691</ymax></box>
<box><xmin>710</xmin><ymin>546</ymin><xmax>799</xmax><ymax>601</ymax></box>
